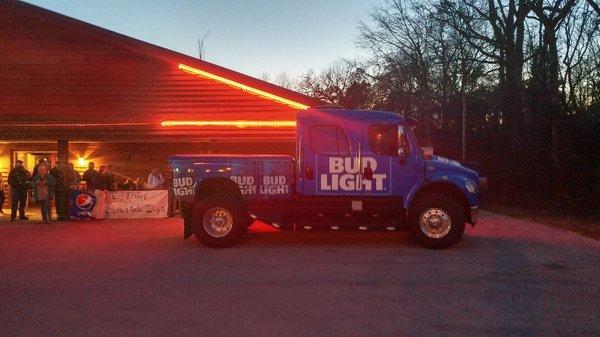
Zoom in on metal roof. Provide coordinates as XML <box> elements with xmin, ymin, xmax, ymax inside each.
<box><xmin>0</xmin><ymin>0</ymin><xmax>320</xmax><ymax>142</ymax></box>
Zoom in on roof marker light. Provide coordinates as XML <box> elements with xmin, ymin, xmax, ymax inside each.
<box><xmin>177</xmin><ymin>63</ymin><xmax>310</xmax><ymax>110</ymax></box>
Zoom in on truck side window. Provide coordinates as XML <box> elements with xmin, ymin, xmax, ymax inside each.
<box><xmin>310</xmin><ymin>125</ymin><xmax>350</xmax><ymax>156</ymax></box>
<box><xmin>368</xmin><ymin>124</ymin><xmax>398</xmax><ymax>156</ymax></box>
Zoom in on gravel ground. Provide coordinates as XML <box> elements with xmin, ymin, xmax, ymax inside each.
<box><xmin>0</xmin><ymin>211</ymin><xmax>598</xmax><ymax>337</ymax></box>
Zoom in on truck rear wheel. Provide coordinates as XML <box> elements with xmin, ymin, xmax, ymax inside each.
<box><xmin>192</xmin><ymin>198</ymin><xmax>247</xmax><ymax>248</ymax></box>
<box><xmin>408</xmin><ymin>193</ymin><xmax>465</xmax><ymax>249</ymax></box>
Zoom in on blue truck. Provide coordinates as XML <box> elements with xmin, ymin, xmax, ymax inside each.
<box><xmin>169</xmin><ymin>108</ymin><xmax>480</xmax><ymax>248</ymax></box>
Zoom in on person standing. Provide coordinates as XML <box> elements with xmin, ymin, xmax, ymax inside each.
<box><xmin>135</xmin><ymin>177</ymin><xmax>147</xmax><ymax>190</ymax></box>
<box><xmin>32</xmin><ymin>158</ymin><xmax>47</xmax><ymax>178</ymax></box>
<box><xmin>105</xmin><ymin>165</ymin><xmax>116</xmax><ymax>191</ymax></box>
<box><xmin>8</xmin><ymin>160</ymin><xmax>31</xmax><ymax>221</ymax></box>
<box><xmin>0</xmin><ymin>172</ymin><xmax>5</xmax><ymax>215</ymax></box>
<box><xmin>165</xmin><ymin>165</ymin><xmax>174</xmax><ymax>216</ymax></box>
<box><xmin>67</xmin><ymin>163</ymin><xmax>81</xmax><ymax>189</ymax></box>
<box><xmin>147</xmin><ymin>166</ymin><xmax>164</xmax><ymax>189</ymax></box>
<box><xmin>82</xmin><ymin>162</ymin><xmax>98</xmax><ymax>190</ymax></box>
<box><xmin>97</xmin><ymin>165</ymin><xmax>108</xmax><ymax>190</ymax></box>
<box><xmin>49</xmin><ymin>163</ymin><xmax>60</xmax><ymax>198</ymax></box>
<box><xmin>32</xmin><ymin>164</ymin><xmax>56</xmax><ymax>223</ymax></box>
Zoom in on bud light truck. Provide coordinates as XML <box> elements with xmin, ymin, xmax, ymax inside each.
<box><xmin>169</xmin><ymin>109</ymin><xmax>480</xmax><ymax>249</ymax></box>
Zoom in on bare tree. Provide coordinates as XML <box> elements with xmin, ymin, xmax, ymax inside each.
<box><xmin>273</xmin><ymin>72</ymin><xmax>297</xmax><ymax>90</ymax></box>
<box><xmin>298</xmin><ymin>61</ymin><xmax>373</xmax><ymax>109</ymax></box>
<box><xmin>357</xmin><ymin>0</ymin><xmax>441</xmax><ymax>141</ymax></box>
<box><xmin>197</xmin><ymin>31</ymin><xmax>209</xmax><ymax>60</ymax></box>
<box><xmin>561</xmin><ymin>0</ymin><xmax>600</xmax><ymax>108</ymax></box>
<box><xmin>587</xmin><ymin>0</ymin><xmax>600</xmax><ymax>15</ymax></box>
<box><xmin>438</xmin><ymin>0</ymin><xmax>531</xmax><ymax>141</ymax></box>
<box><xmin>525</xmin><ymin>0</ymin><xmax>578</xmax><ymax>196</ymax></box>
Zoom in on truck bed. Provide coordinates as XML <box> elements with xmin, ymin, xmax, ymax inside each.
<box><xmin>169</xmin><ymin>154</ymin><xmax>294</xmax><ymax>202</ymax></box>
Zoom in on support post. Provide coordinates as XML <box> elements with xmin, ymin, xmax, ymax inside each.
<box><xmin>57</xmin><ymin>140</ymin><xmax>68</xmax><ymax>164</ymax></box>
<box><xmin>56</xmin><ymin>139</ymin><xmax>69</xmax><ymax>221</ymax></box>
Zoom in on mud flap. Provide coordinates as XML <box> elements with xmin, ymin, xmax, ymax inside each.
<box><xmin>183</xmin><ymin>205</ymin><xmax>193</xmax><ymax>239</ymax></box>
<box><xmin>469</xmin><ymin>206</ymin><xmax>479</xmax><ymax>226</ymax></box>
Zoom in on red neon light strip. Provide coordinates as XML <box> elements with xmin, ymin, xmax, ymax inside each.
<box><xmin>177</xmin><ymin>63</ymin><xmax>310</xmax><ymax>110</ymax></box>
<box><xmin>160</xmin><ymin>120</ymin><xmax>296</xmax><ymax>128</ymax></box>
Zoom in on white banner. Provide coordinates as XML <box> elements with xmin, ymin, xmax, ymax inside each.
<box><xmin>105</xmin><ymin>190</ymin><xmax>169</xmax><ymax>219</ymax></box>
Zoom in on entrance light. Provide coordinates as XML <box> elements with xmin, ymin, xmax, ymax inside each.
<box><xmin>77</xmin><ymin>157</ymin><xmax>87</xmax><ymax>167</ymax></box>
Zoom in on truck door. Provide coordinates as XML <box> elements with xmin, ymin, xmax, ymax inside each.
<box><xmin>296</xmin><ymin>118</ymin><xmax>358</xmax><ymax>196</ymax></box>
<box><xmin>361</xmin><ymin>122</ymin><xmax>416</xmax><ymax>198</ymax></box>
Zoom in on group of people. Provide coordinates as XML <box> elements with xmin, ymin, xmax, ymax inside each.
<box><xmin>81</xmin><ymin>163</ymin><xmax>165</xmax><ymax>191</ymax></box>
<box><xmin>0</xmin><ymin>159</ymin><xmax>167</xmax><ymax>223</ymax></box>
<box><xmin>1</xmin><ymin>159</ymin><xmax>79</xmax><ymax>223</ymax></box>
<box><xmin>81</xmin><ymin>162</ymin><xmax>115</xmax><ymax>191</ymax></box>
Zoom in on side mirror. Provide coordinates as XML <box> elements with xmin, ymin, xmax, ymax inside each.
<box><xmin>421</xmin><ymin>146</ymin><xmax>434</xmax><ymax>160</ymax></box>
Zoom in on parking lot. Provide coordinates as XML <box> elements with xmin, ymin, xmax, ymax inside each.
<box><xmin>1</xmin><ymin>211</ymin><xmax>598</xmax><ymax>337</ymax></box>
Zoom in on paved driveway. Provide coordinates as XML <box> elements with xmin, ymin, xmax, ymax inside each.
<box><xmin>1</xmin><ymin>211</ymin><xmax>598</xmax><ymax>337</ymax></box>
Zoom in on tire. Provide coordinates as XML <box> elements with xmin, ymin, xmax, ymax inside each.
<box><xmin>192</xmin><ymin>197</ymin><xmax>248</xmax><ymax>248</ymax></box>
<box><xmin>408</xmin><ymin>193</ymin><xmax>465</xmax><ymax>249</ymax></box>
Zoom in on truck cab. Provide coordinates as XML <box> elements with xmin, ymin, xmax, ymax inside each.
<box><xmin>170</xmin><ymin>108</ymin><xmax>480</xmax><ymax>249</ymax></box>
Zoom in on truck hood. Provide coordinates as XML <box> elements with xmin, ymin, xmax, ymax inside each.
<box><xmin>425</xmin><ymin>156</ymin><xmax>479</xmax><ymax>182</ymax></box>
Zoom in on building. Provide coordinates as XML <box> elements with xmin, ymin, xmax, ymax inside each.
<box><xmin>0</xmin><ymin>0</ymin><xmax>318</xmax><ymax>187</ymax></box>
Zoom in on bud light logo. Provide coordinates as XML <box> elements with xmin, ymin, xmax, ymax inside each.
<box><xmin>317</xmin><ymin>157</ymin><xmax>391</xmax><ymax>195</ymax></box>
<box><xmin>76</xmin><ymin>193</ymin><xmax>95</xmax><ymax>211</ymax></box>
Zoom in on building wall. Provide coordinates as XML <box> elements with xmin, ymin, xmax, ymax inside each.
<box><xmin>1</xmin><ymin>1</ymin><xmax>307</xmax><ymax>142</ymax></box>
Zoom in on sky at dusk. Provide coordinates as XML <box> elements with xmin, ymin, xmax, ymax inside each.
<box><xmin>25</xmin><ymin>0</ymin><xmax>374</xmax><ymax>79</ymax></box>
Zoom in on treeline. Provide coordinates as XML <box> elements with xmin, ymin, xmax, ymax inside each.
<box><xmin>280</xmin><ymin>0</ymin><xmax>599</xmax><ymax>214</ymax></box>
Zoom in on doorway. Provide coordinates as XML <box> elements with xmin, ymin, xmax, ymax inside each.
<box><xmin>13</xmin><ymin>151</ymin><xmax>57</xmax><ymax>172</ymax></box>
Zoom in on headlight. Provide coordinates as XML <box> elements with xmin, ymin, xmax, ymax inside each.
<box><xmin>465</xmin><ymin>180</ymin><xmax>477</xmax><ymax>194</ymax></box>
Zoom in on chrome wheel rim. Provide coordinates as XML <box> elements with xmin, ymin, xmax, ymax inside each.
<box><xmin>203</xmin><ymin>207</ymin><xmax>234</xmax><ymax>238</ymax></box>
<box><xmin>419</xmin><ymin>208</ymin><xmax>452</xmax><ymax>239</ymax></box>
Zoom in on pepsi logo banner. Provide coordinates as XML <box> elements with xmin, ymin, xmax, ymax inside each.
<box><xmin>70</xmin><ymin>191</ymin><xmax>97</xmax><ymax>220</ymax></box>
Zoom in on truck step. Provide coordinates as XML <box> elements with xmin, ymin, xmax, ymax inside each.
<box><xmin>296</xmin><ymin>224</ymin><xmax>402</xmax><ymax>231</ymax></box>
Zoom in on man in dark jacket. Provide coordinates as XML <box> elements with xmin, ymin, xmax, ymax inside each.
<box><xmin>8</xmin><ymin>160</ymin><xmax>31</xmax><ymax>221</ymax></box>
<box><xmin>82</xmin><ymin>162</ymin><xmax>99</xmax><ymax>190</ymax></box>
<box><xmin>67</xmin><ymin>163</ymin><xmax>81</xmax><ymax>189</ymax></box>
<box><xmin>105</xmin><ymin>165</ymin><xmax>116</xmax><ymax>191</ymax></box>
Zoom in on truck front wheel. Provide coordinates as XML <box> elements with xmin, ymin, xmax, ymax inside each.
<box><xmin>408</xmin><ymin>193</ymin><xmax>465</xmax><ymax>249</ymax></box>
<box><xmin>192</xmin><ymin>198</ymin><xmax>247</xmax><ymax>248</ymax></box>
